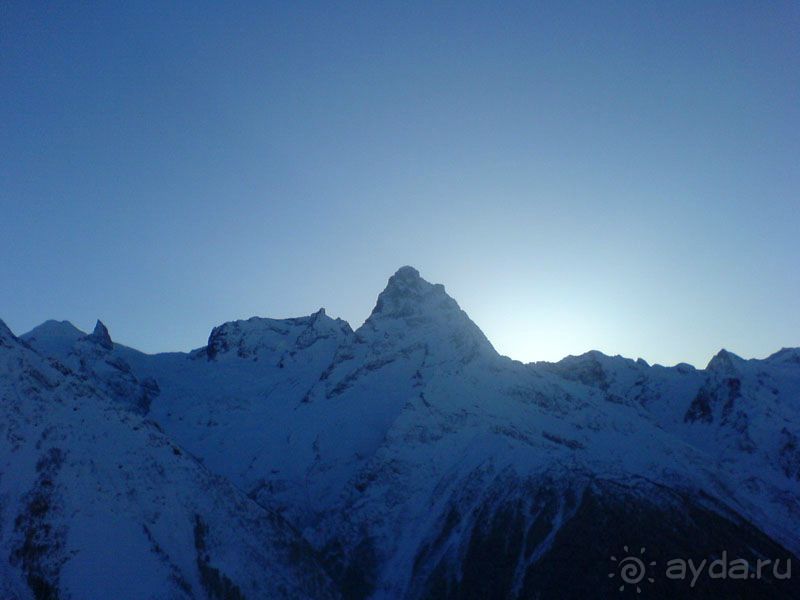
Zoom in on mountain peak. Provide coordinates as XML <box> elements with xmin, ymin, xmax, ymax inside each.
<box><xmin>87</xmin><ymin>319</ymin><xmax>113</xmax><ymax>349</ymax></box>
<box><xmin>706</xmin><ymin>348</ymin><xmax>743</xmax><ymax>372</ymax></box>
<box><xmin>20</xmin><ymin>320</ymin><xmax>85</xmax><ymax>358</ymax></box>
<box><xmin>26</xmin><ymin>319</ymin><xmax>82</xmax><ymax>336</ymax></box>
<box><xmin>378</xmin><ymin>266</ymin><xmax>425</xmax><ymax>304</ymax></box>
<box><xmin>392</xmin><ymin>265</ymin><xmax>421</xmax><ymax>281</ymax></box>
<box><xmin>367</xmin><ymin>266</ymin><xmax>449</xmax><ymax>321</ymax></box>
<box><xmin>359</xmin><ymin>267</ymin><xmax>496</xmax><ymax>362</ymax></box>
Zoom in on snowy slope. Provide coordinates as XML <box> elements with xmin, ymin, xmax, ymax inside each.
<box><xmin>21</xmin><ymin>320</ymin><xmax>84</xmax><ymax>358</ymax></box>
<box><xmin>9</xmin><ymin>266</ymin><xmax>800</xmax><ymax>599</ymax></box>
<box><xmin>0</xmin><ymin>320</ymin><xmax>336</xmax><ymax>599</ymax></box>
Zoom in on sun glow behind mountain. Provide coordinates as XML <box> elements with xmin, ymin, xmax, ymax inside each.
<box><xmin>2</xmin><ymin>2</ymin><xmax>798</xmax><ymax>370</ymax></box>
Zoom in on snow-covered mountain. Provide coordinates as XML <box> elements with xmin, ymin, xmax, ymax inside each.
<box><xmin>0</xmin><ymin>321</ymin><xmax>337</xmax><ymax>599</ymax></box>
<box><xmin>5</xmin><ymin>266</ymin><xmax>800</xmax><ymax>598</ymax></box>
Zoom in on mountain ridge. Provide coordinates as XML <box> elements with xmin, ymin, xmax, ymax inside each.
<box><xmin>17</xmin><ymin>266</ymin><xmax>795</xmax><ymax>370</ymax></box>
<box><xmin>4</xmin><ymin>266</ymin><xmax>799</xmax><ymax>598</ymax></box>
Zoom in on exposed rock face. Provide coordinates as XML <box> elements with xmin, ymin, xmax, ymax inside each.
<box><xmin>413</xmin><ymin>478</ymin><xmax>797</xmax><ymax>600</ymax></box>
<box><xmin>88</xmin><ymin>319</ymin><xmax>114</xmax><ymax>350</ymax></box>
<box><xmin>780</xmin><ymin>428</ymin><xmax>800</xmax><ymax>481</ymax></box>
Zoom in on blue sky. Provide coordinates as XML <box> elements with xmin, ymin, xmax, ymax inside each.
<box><xmin>2</xmin><ymin>2</ymin><xmax>798</xmax><ymax>366</ymax></box>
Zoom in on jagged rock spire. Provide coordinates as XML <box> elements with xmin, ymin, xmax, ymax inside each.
<box><xmin>88</xmin><ymin>319</ymin><xmax>113</xmax><ymax>350</ymax></box>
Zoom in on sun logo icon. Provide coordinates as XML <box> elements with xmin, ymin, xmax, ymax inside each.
<box><xmin>608</xmin><ymin>546</ymin><xmax>656</xmax><ymax>593</ymax></box>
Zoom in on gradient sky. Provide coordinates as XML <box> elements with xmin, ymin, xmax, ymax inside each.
<box><xmin>2</xmin><ymin>2</ymin><xmax>798</xmax><ymax>367</ymax></box>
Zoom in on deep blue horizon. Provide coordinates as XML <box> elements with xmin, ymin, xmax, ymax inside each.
<box><xmin>2</xmin><ymin>2</ymin><xmax>798</xmax><ymax>367</ymax></box>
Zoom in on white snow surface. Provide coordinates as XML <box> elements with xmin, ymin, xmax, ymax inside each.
<box><xmin>5</xmin><ymin>266</ymin><xmax>800</xmax><ymax>598</ymax></box>
<box><xmin>0</xmin><ymin>319</ymin><xmax>335</xmax><ymax>599</ymax></box>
